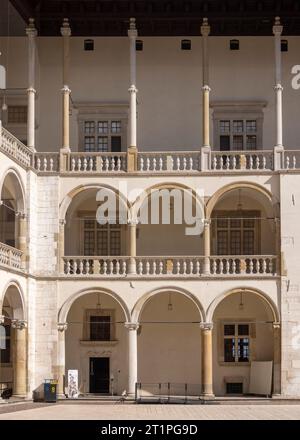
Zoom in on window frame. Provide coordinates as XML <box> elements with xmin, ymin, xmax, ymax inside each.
<box><xmin>83</xmin><ymin>309</ymin><xmax>116</xmax><ymax>342</ymax></box>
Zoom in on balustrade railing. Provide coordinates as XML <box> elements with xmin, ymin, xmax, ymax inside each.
<box><xmin>138</xmin><ymin>152</ymin><xmax>200</xmax><ymax>172</ymax></box>
<box><xmin>62</xmin><ymin>255</ymin><xmax>277</xmax><ymax>277</ymax></box>
<box><xmin>1</xmin><ymin>127</ymin><xmax>32</xmax><ymax>167</ymax></box>
<box><xmin>68</xmin><ymin>152</ymin><xmax>127</xmax><ymax>173</ymax></box>
<box><xmin>211</xmin><ymin>150</ymin><xmax>273</xmax><ymax>171</ymax></box>
<box><xmin>0</xmin><ymin>242</ymin><xmax>23</xmax><ymax>270</ymax></box>
<box><xmin>34</xmin><ymin>153</ymin><xmax>60</xmax><ymax>172</ymax></box>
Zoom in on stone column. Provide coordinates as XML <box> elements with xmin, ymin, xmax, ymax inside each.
<box><xmin>273</xmin><ymin>322</ymin><xmax>281</xmax><ymax>396</ymax></box>
<box><xmin>60</xmin><ymin>18</ymin><xmax>71</xmax><ymax>154</ymax></box>
<box><xmin>58</xmin><ymin>219</ymin><xmax>66</xmax><ymax>274</ymax></box>
<box><xmin>201</xmin><ymin>322</ymin><xmax>214</xmax><ymax>398</ymax></box>
<box><xmin>18</xmin><ymin>214</ymin><xmax>27</xmax><ymax>270</ymax></box>
<box><xmin>12</xmin><ymin>320</ymin><xmax>27</xmax><ymax>398</ymax></box>
<box><xmin>127</xmin><ymin>18</ymin><xmax>138</xmax><ymax>171</ymax></box>
<box><xmin>57</xmin><ymin>323</ymin><xmax>67</xmax><ymax>397</ymax></box>
<box><xmin>273</xmin><ymin>17</ymin><xmax>283</xmax><ymax>149</ymax></box>
<box><xmin>203</xmin><ymin>219</ymin><xmax>211</xmax><ymax>275</ymax></box>
<box><xmin>25</xmin><ymin>19</ymin><xmax>37</xmax><ymax>151</ymax></box>
<box><xmin>128</xmin><ymin>220</ymin><xmax>137</xmax><ymax>275</ymax></box>
<box><xmin>125</xmin><ymin>322</ymin><xmax>139</xmax><ymax>396</ymax></box>
<box><xmin>201</xmin><ymin>18</ymin><xmax>211</xmax><ymax>153</ymax></box>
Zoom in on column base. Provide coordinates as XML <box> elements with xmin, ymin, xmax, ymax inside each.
<box><xmin>200</xmin><ymin>393</ymin><xmax>215</xmax><ymax>401</ymax></box>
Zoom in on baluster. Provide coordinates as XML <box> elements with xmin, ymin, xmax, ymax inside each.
<box><xmin>219</xmin><ymin>260</ymin><xmax>224</xmax><ymax>274</ymax></box>
<box><xmin>269</xmin><ymin>258</ymin><xmax>274</xmax><ymax>274</ymax></box>
<box><xmin>71</xmin><ymin>157</ymin><xmax>75</xmax><ymax>171</ymax></box>
<box><xmin>37</xmin><ymin>157</ymin><xmax>41</xmax><ymax>171</ymax></box>
<box><xmin>105</xmin><ymin>157</ymin><xmax>109</xmax><ymax>171</ymax></box>
<box><xmin>116</xmin><ymin>260</ymin><xmax>120</xmax><ymax>275</ymax></box>
<box><xmin>50</xmin><ymin>157</ymin><xmax>54</xmax><ymax>171</ymax></box>
<box><xmin>138</xmin><ymin>260</ymin><xmax>143</xmax><ymax>275</ymax></box>
<box><xmin>249</xmin><ymin>259</ymin><xmax>254</xmax><ymax>274</ymax></box>
<box><xmin>110</xmin><ymin>157</ymin><xmax>115</xmax><ymax>171</ymax></box>
<box><xmin>83</xmin><ymin>157</ymin><xmax>87</xmax><ymax>171</ymax></box>
<box><xmin>293</xmin><ymin>156</ymin><xmax>296</xmax><ymax>169</ymax></box>
<box><xmin>212</xmin><ymin>156</ymin><xmax>217</xmax><ymax>170</ymax></box>
<box><xmin>159</xmin><ymin>261</ymin><xmax>163</xmax><ymax>275</ymax></box>
<box><xmin>99</xmin><ymin>156</ymin><xmax>103</xmax><ymax>172</ymax></box>
<box><xmin>170</xmin><ymin>156</ymin><xmax>174</xmax><ymax>171</ymax></box>
<box><xmin>183</xmin><ymin>260</ymin><xmax>187</xmax><ymax>275</ymax></box>
<box><xmin>225</xmin><ymin>156</ymin><xmax>230</xmax><ymax>169</ymax></box>
<box><xmin>66</xmin><ymin>261</ymin><xmax>70</xmax><ymax>275</ymax></box>
<box><xmin>176</xmin><ymin>156</ymin><xmax>181</xmax><ymax>170</ymax></box>
<box><xmin>152</xmin><ymin>260</ymin><xmax>157</xmax><ymax>275</ymax></box>
<box><xmin>152</xmin><ymin>157</ymin><xmax>157</xmax><ymax>171</ymax></box>
<box><xmin>43</xmin><ymin>157</ymin><xmax>47</xmax><ymax>171</ymax></box>
<box><xmin>73</xmin><ymin>261</ymin><xmax>78</xmax><ymax>274</ymax></box>
<box><xmin>212</xmin><ymin>259</ymin><xmax>217</xmax><ymax>274</ymax></box>
<box><xmin>117</xmin><ymin>157</ymin><xmax>121</xmax><ymax>171</ymax></box>
<box><xmin>232</xmin><ymin>259</ymin><xmax>236</xmax><ymax>274</ymax></box>
<box><xmin>189</xmin><ymin>260</ymin><xmax>194</xmax><ymax>274</ymax></box>
<box><xmin>109</xmin><ymin>260</ymin><xmax>114</xmax><ymax>275</ymax></box>
<box><xmin>139</xmin><ymin>156</ymin><xmax>144</xmax><ymax>171</ymax></box>
<box><xmin>262</xmin><ymin>258</ymin><xmax>267</xmax><ymax>274</ymax></box>
<box><xmin>159</xmin><ymin>156</ymin><xmax>163</xmax><ymax>171</ymax></box>
<box><xmin>189</xmin><ymin>156</ymin><xmax>193</xmax><ymax>170</ymax></box>
<box><xmin>249</xmin><ymin>156</ymin><xmax>253</xmax><ymax>170</ymax></box>
<box><xmin>262</xmin><ymin>156</ymin><xmax>266</xmax><ymax>169</ymax></box>
<box><xmin>176</xmin><ymin>260</ymin><xmax>181</xmax><ymax>275</ymax></box>
<box><xmin>233</xmin><ymin>156</ymin><xmax>237</xmax><ymax>170</ymax></box>
<box><xmin>146</xmin><ymin>157</ymin><xmax>150</xmax><ymax>171</ymax></box>
<box><xmin>77</xmin><ymin>158</ymin><xmax>82</xmax><ymax>171</ymax></box>
<box><xmin>183</xmin><ymin>157</ymin><xmax>187</xmax><ymax>171</ymax></box>
<box><xmin>146</xmin><ymin>260</ymin><xmax>150</xmax><ymax>275</ymax></box>
<box><xmin>286</xmin><ymin>156</ymin><xmax>290</xmax><ymax>169</ymax></box>
<box><xmin>85</xmin><ymin>260</ymin><xmax>90</xmax><ymax>274</ymax></box>
<box><xmin>89</xmin><ymin>157</ymin><xmax>93</xmax><ymax>171</ymax></box>
<box><xmin>195</xmin><ymin>260</ymin><xmax>200</xmax><ymax>275</ymax></box>
<box><xmin>256</xmin><ymin>156</ymin><xmax>260</xmax><ymax>169</ymax></box>
<box><xmin>103</xmin><ymin>260</ymin><xmax>108</xmax><ymax>275</ymax></box>
<box><xmin>225</xmin><ymin>259</ymin><xmax>230</xmax><ymax>274</ymax></box>
<box><xmin>79</xmin><ymin>260</ymin><xmax>84</xmax><ymax>275</ymax></box>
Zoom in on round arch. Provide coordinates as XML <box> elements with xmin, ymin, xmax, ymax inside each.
<box><xmin>58</xmin><ymin>287</ymin><xmax>131</xmax><ymax>324</ymax></box>
<box><xmin>206</xmin><ymin>286</ymin><xmax>280</xmax><ymax>323</ymax></box>
<box><xmin>132</xmin><ymin>182</ymin><xmax>206</xmax><ymax>221</ymax></box>
<box><xmin>0</xmin><ymin>167</ymin><xmax>26</xmax><ymax>212</ymax></box>
<box><xmin>59</xmin><ymin>183</ymin><xmax>131</xmax><ymax>220</ymax></box>
<box><xmin>1</xmin><ymin>279</ymin><xmax>26</xmax><ymax>320</ymax></box>
<box><xmin>206</xmin><ymin>182</ymin><xmax>275</xmax><ymax>219</ymax></box>
<box><xmin>131</xmin><ymin>286</ymin><xmax>205</xmax><ymax>323</ymax></box>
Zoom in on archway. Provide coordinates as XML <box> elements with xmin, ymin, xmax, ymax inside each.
<box><xmin>208</xmin><ymin>288</ymin><xmax>280</xmax><ymax>396</ymax></box>
<box><xmin>0</xmin><ymin>282</ymin><xmax>26</xmax><ymax>399</ymax></box>
<box><xmin>61</xmin><ymin>289</ymin><xmax>130</xmax><ymax>396</ymax></box>
<box><xmin>135</xmin><ymin>288</ymin><xmax>204</xmax><ymax>396</ymax></box>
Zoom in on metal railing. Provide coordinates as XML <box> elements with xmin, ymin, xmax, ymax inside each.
<box><xmin>135</xmin><ymin>382</ymin><xmax>203</xmax><ymax>403</ymax></box>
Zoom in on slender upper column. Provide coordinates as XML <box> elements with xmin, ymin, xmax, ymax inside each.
<box><xmin>60</xmin><ymin>18</ymin><xmax>72</xmax><ymax>152</ymax></box>
<box><xmin>273</xmin><ymin>16</ymin><xmax>283</xmax><ymax>148</ymax></box>
<box><xmin>128</xmin><ymin>219</ymin><xmax>138</xmax><ymax>274</ymax></box>
<box><xmin>203</xmin><ymin>219</ymin><xmax>211</xmax><ymax>275</ymax></box>
<box><xmin>57</xmin><ymin>322</ymin><xmax>68</xmax><ymax>397</ymax></box>
<box><xmin>12</xmin><ymin>319</ymin><xmax>28</xmax><ymax>398</ymax></box>
<box><xmin>128</xmin><ymin>18</ymin><xmax>138</xmax><ymax>150</ymax></box>
<box><xmin>201</xmin><ymin>18</ymin><xmax>211</xmax><ymax>149</ymax></box>
<box><xmin>18</xmin><ymin>213</ymin><xmax>27</xmax><ymax>270</ymax></box>
<box><xmin>125</xmin><ymin>322</ymin><xmax>139</xmax><ymax>395</ymax></box>
<box><xmin>25</xmin><ymin>18</ymin><xmax>37</xmax><ymax>151</ymax></box>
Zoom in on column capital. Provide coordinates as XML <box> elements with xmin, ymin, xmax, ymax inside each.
<box><xmin>11</xmin><ymin>319</ymin><xmax>27</xmax><ymax>330</ymax></box>
<box><xmin>26</xmin><ymin>18</ymin><xmax>37</xmax><ymax>38</ymax></box>
<box><xmin>128</xmin><ymin>85</ymin><xmax>138</xmax><ymax>94</ymax></box>
<box><xmin>0</xmin><ymin>315</ymin><xmax>5</xmax><ymax>325</ymax></box>
<box><xmin>274</xmin><ymin>84</ymin><xmax>283</xmax><ymax>91</ymax></box>
<box><xmin>58</xmin><ymin>322</ymin><xmax>68</xmax><ymax>332</ymax></box>
<box><xmin>273</xmin><ymin>16</ymin><xmax>283</xmax><ymax>36</ymax></box>
<box><xmin>200</xmin><ymin>322</ymin><xmax>213</xmax><ymax>331</ymax></box>
<box><xmin>61</xmin><ymin>85</ymin><xmax>71</xmax><ymax>94</ymax></box>
<box><xmin>59</xmin><ymin>218</ymin><xmax>67</xmax><ymax>226</ymax></box>
<box><xmin>125</xmin><ymin>322</ymin><xmax>139</xmax><ymax>331</ymax></box>
<box><xmin>201</xmin><ymin>17</ymin><xmax>211</xmax><ymax>37</ymax></box>
<box><xmin>27</xmin><ymin>87</ymin><xmax>36</xmax><ymax>94</ymax></box>
<box><xmin>273</xmin><ymin>322</ymin><xmax>281</xmax><ymax>329</ymax></box>
<box><xmin>203</xmin><ymin>218</ymin><xmax>211</xmax><ymax>228</ymax></box>
<box><xmin>61</xmin><ymin>18</ymin><xmax>71</xmax><ymax>37</ymax></box>
<box><xmin>202</xmin><ymin>85</ymin><xmax>211</xmax><ymax>92</ymax></box>
<box><xmin>128</xmin><ymin>17</ymin><xmax>138</xmax><ymax>38</ymax></box>
<box><xmin>128</xmin><ymin>219</ymin><xmax>139</xmax><ymax>226</ymax></box>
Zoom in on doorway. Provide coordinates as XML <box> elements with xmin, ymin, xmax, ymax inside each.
<box><xmin>89</xmin><ymin>357</ymin><xmax>110</xmax><ymax>393</ymax></box>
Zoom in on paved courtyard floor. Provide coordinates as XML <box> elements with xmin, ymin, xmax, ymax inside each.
<box><xmin>1</xmin><ymin>402</ymin><xmax>300</xmax><ymax>420</ymax></box>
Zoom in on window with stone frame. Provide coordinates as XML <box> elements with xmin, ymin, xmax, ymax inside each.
<box><xmin>223</xmin><ymin>323</ymin><xmax>251</xmax><ymax>363</ymax></box>
<box><xmin>83</xmin><ymin>119</ymin><xmax>122</xmax><ymax>152</ymax></box>
<box><xmin>7</xmin><ymin>105</ymin><xmax>27</xmax><ymax>124</ymax></box>
<box><xmin>212</xmin><ymin>210</ymin><xmax>260</xmax><ymax>256</ymax></box>
<box><xmin>211</xmin><ymin>101</ymin><xmax>266</xmax><ymax>152</ymax></box>
<box><xmin>83</xmin><ymin>309</ymin><xmax>115</xmax><ymax>341</ymax></box>
<box><xmin>82</xmin><ymin>219</ymin><xmax>121</xmax><ymax>256</ymax></box>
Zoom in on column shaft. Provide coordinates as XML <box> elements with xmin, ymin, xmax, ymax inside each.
<box><xmin>58</xmin><ymin>222</ymin><xmax>65</xmax><ymax>274</ymax></box>
<box><xmin>273</xmin><ymin>324</ymin><xmax>281</xmax><ymax>395</ymax></box>
<box><xmin>201</xmin><ymin>18</ymin><xmax>211</xmax><ymax>149</ymax></box>
<box><xmin>273</xmin><ymin>17</ymin><xmax>283</xmax><ymax>148</ymax></box>
<box><xmin>13</xmin><ymin>326</ymin><xmax>27</xmax><ymax>398</ymax></box>
<box><xmin>57</xmin><ymin>324</ymin><xmax>67</xmax><ymax>397</ymax></box>
<box><xmin>203</xmin><ymin>221</ymin><xmax>211</xmax><ymax>275</ymax></box>
<box><xmin>26</xmin><ymin>19</ymin><xmax>37</xmax><ymax>151</ymax></box>
<box><xmin>126</xmin><ymin>324</ymin><xmax>138</xmax><ymax>396</ymax></box>
<box><xmin>201</xmin><ymin>324</ymin><xmax>214</xmax><ymax>397</ymax></box>
<box><xmin>128</xmin><ymin>222</ymin><xmax>137</xmax><ymax>274</ymax></box>
<box><xmin>18</xmin><ymin>216</ymin><xmax>27</xmax><ymax>269</ymax></box>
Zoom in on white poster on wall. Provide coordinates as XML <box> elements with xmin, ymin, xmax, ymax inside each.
<box><xmin>249</xmin><ymin>361</ymin><xmax>273</xmax><ymax>396</ymax></box>
<box><xmin>68</xmin><ymin>369</ymin><xmax>79</xmax><ymax>398</ymax></box>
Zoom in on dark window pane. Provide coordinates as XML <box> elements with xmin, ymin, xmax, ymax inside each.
<box><xmin>224</xmin><ymin>338</ymin><xmax>235</xmax><ymax>362</ymax></box>
<box><xmin>90</xmin><ymin>316</ymin><xmax>111</xmax><ymax>341</ymax></box>
<box><xmin>111</xmin><ymin>136</ymin><xmax>121</xmax><ymax>152</ymax></box>
<box><xmin>220</xmin><ymin>135</ymin><xmax>230</xmax><ymax>151</ymax></box>
<box><xmin>224</xmin><ymin>324</ymin><xmax>235</xmax><ymax>336</ymax></box>
<box><xmin>238</xmin><ymin>324</ymin><xmax>249</xmax><ymax>336</ymax></box>
<box><xmin>0</xmin><ymin>325</ymin><xmax>11</xmax><ymax>363</ymax></box>
<box><xmin>238</xmin><ymin>337</ymin><xmax>249</xmax><ymax>362</ymax></box>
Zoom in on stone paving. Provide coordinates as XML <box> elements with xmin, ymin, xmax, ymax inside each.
<box><xmin>0</xmin><ymin>402</ymin><xmax>300</xmax><ymax>420</ymax></box>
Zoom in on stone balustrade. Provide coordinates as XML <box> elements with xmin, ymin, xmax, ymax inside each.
<box><xmin>210</xmin><ymin>150</ymin><xmax>274</xmax><ymax>171</ymax></box>
<box><xmin>0</xmin><ymin>127</ymin><xmax>32</xmax><ymax>168</ymax></box>
<box><xmin>34</xmin><ymin>153</ymin><xmax>60</xmax><ymax>172</ymax></box>
<box><xmin>62</xmin><ymin>255</ymin><xmax>277</xmax><ymax>277</ymax></box>
<box><xmin>138</xmin><ymin>152</ymin><xmax>200</xmax><ymax>172</ymax></box>
<box><xmin>0</xmin><ymin>242</ymin><xmax>23</xmax><ymax>270</ymax></box>
<box><xmin>68</xmin><ymin>152</ymin><xmax>127</xmax><ymax>173</ymax></box>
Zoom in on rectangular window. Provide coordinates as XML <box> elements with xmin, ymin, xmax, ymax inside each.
<box><xmin>233</xmin><ymin>135</ymin><xmax>243</xmax><ymax>150</ymax></box>
<box><xmin>0</xmin><ymin>324</ymin><xmax>11</xmax><ymax>364</ymax></box>
<box><xmin>220</xmin><ymin>120</ymin><xmax>230</xmax><ymax>134</ymax></box>
<box><xmin>90</xmin><ymin>315</ymin><xmax>111</xmax><ymax>341</ymax></box>
<box><xmin>223</xmin><ymin>323</ymin><xmax>250</xmax><ymax>363</ymax></box>
<box><xmin>84</xmin><ymin>136</ymin><xmax>95</xmax><ymax>152</ymax></box>
<box><xmin>233</xmin><ymin>120</ymin><xmax>243</xmax><ymax>133</ymax></box>
<box><xmin>98</xmin><ymin>121</ymin><xmax>108</xmax><ymax>134</ymax></box>
<box><xmin>84</xmin><ymin>121</ymin><xmax>95</xmax><ymax>134</ymax></box>
<box><xmin>83</xmin><ymin>219</ymin><xmax>121</xmax><ymax>256</ymax></box>
<box><xmin>217</xmin><ymin>118</ymin><xmax>259</xmax><ymax>151</ymax></box>
<box><xmin>7</xmin><ymin>106</ymin><xmax>27</xmax><ymax>124</ymax></box>
<box><xmin>111</xmin><ymin>121</ymin><xmax>121</xmax><ymax>133</ymax></box>
<box><xmin>82</xmin><ymin>119</ymin><xmax>123</xmax><ymax>152</ymax></box>
<box><xmin>98</xmin><ymin>136</ymin><xmax>109</xmax><ymax>152</ymax></box>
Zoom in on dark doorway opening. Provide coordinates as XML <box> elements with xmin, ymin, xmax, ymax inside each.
<box><xmin>89</xmin><ymin>357</ymin><xmax>110</xmax><ymax>393</ymax></box>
